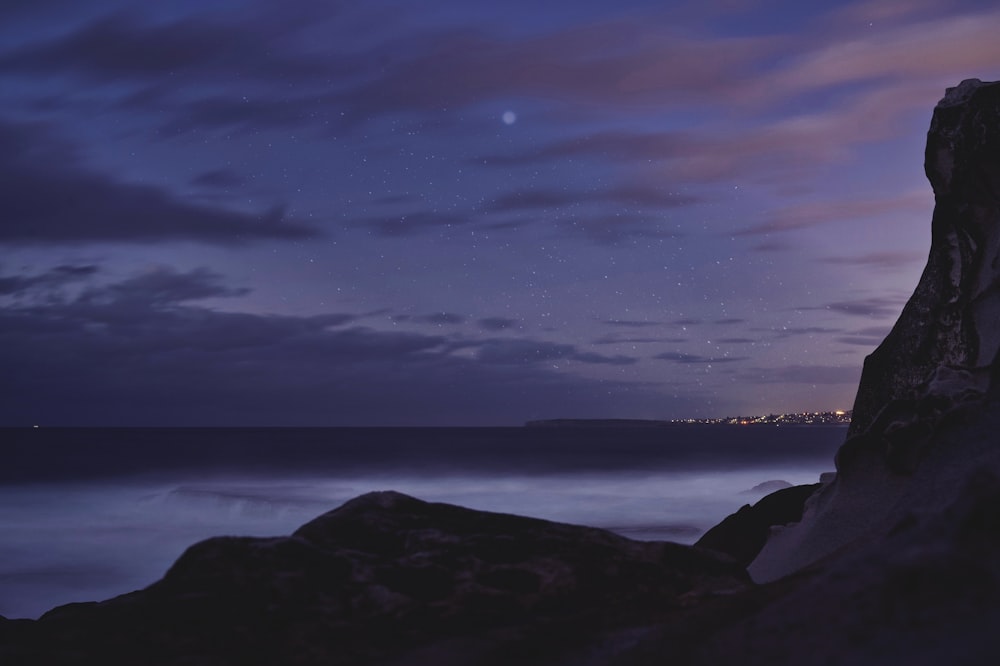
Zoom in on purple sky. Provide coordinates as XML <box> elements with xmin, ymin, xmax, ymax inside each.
<box><xmin>2</xmin><ymin>0</ymin><xmax>998</xmax><ymax>426</ymax></box>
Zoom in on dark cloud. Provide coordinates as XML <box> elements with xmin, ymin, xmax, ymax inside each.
<box><xmin>555</xmin><ymin>213</ymin><xmax>683</xmax><ymax>245</ymax></box>
<box><xmin>751</xmin><ymin>240</ymin><xmax>795</xmax><ymax>253</ymax></box>
<box><xmin>714</xmin><ymin>337</ymin><xmax>756</xmax><ymax>344</ymax></box>
<box><xmin>190</xmin><ymin>169</ymin><xmax>246</xmax><ymax>189</ymax></box>
<box><xmin>594</xmin><ymin>335</ymin><xmax>688</xmax><ymax>345</ymax></box>
<box><xmin>358</xmin><ymin>211</ymin><xmax>471</xmax><ymax>237</ymax></box>
<box><xmin>748</xmin><ymin>365</ymin><xmax>861</xmax><ymax>385</ymax></box>
<box><xmin>714</xmin><ymin>318</ymin><xmax>746</xmax><ymax>325</ymax></box>
<box><xmin>820</xmin><ymin>297</ymin><xmax>904</xmax><ymax>318</ymax></box>
<box><xmin>340</xmin><ymin>23</ymin><xmax>768</xmax><ymax>120</ymax></box>
<box><xmin>418</xmin><ymin>312</ymin><xmax>466</xmax><ymax>326</ymax></box>
<box><xmin>82</xmin><ymin>267</ymin><xmax>250</xmax><ymax>307</ymax></box>
<box><xmin>654</xmin><ymin>351</ymin><xmax>747</xmax><ymax>364</ymax></box>
<box><xmin>0</xmin><ymin>121</ymin><xmax>317</xmax><ymax>245</ymax></box>
<box><xmin>0</xmin><ymin>12</ymin><xmax>331</xmax><ymax>84</ymax></box>
<box><xmin>0</xmin><ymin>264</ymin><xmax>98</xmax><ymax>296</ymax></box>
<box><xmin>736</xmin><ymin>194</ymin><xmax>930</xmax><ymax>236</ymax></box>
<box><xmin>836</xmin><ymin>325</ymin><xmax>891</xmax><ymax>348</ymax></box>
<box><xmin>479</xmin><ymin>131</ymin><xmax>691</xmax><ymax>167</ymax></box>
<box><xmin>837</xmin><ymin>335</ymin><xmax>885</xmax><ymax>347</ymax></box>
<box><xmin>158</xmin><ymin>95</ymin><xmax>319</xmax><ymax>135</ymax></box>
<box><xmin>476</xmin><ymin>339</ymin><xmax>636</xmax><ymax>366</ymax></box>
<box><xmin>602</xmin><ymin>319</ymin><xmax>661</xmax><ymax>328</ymax></box>
<box><xmin>763</xmin><ymin>326</ymin><xmax>844</xmax><ymax>339</ymax></box>
<box><xmin>820</xmin><ymin>251</ymin><xmax>925</xmax><ymax>269</ymax></box>
<box><xmin>485</xmin><ymin>186</ymin><xmax>699</xmax><ymax>213</ymax></box>
<box><xmin>0</xmin><ymin>267</ymin><xmax>677</xmax><ymax>425</ymax></box>
<box><xmin>478</xmin><ymin>317</ymin><xmax>517</xmax><ymax>331</ymax></box>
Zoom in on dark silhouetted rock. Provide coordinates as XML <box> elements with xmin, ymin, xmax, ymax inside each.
<box><xmin>848</xmin><ymin>78</ymin><xmax>1000</xmax><ymax>441</ymax></box>
<box><xmin>692</xmin><ymin>418</ymin><xmax>1000</xmax><ymax>666</ymax></box>
<box><xmin>0</xmin><ymin>491</ymin><xmax>747</xmax><ymax>665</ymax></box>
<box><xmin>750</xmin><ymin>79</ymin><xmax>1000</xmax><ymax>583</ymax></box>
<box><xmin>695</xmin><ymin>484</ymin><xmax>820</xmax><ymax>567</ymax></box>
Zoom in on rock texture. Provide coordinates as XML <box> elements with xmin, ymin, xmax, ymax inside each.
<box><xmin>848</xmin><ymin>78</ymin><xmax>1000</xmax><ymax>441</ymax></box>
<box><xmin>0</xmin><ymin>491</ymin><xmax>747</xmax><ymax>665</ymax></box>
<box><xmin>750</xmin><ymin>78</ymin><xmax>1000</xmax><ymax>583</ymax></box>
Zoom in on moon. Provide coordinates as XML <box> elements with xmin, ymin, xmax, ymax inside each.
<box><xmin>502</xmin><ymin>110</ymin><xmax>517</xmax><ymax>125</ymax></box>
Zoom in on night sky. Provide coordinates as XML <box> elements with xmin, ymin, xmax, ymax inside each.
<box><xmin>1</xmin><ymin>0</ymin><xmax>998</xmax><ymax>426</ymax></box>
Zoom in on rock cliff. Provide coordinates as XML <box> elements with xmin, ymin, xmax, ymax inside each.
<box><xmin>750</xmin><ymin>78</ymin><xmax>1000</xmax><ymax>583</ymax></box>
<box><xmin>848</xmin><ymin>77</ymin><xmax>1000</xmax><ymax>441</ymax></box>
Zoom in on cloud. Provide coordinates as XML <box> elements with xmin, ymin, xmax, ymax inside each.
<box><xmin>837</xmin><ymin>325</ymin><xmax>892</xmax><ymax>347</ymax></box>
<box><xmin>820</xmin><ymin>296</ymin><xmax>904</xmax><ymax>318</ymax></box>
<box><xmin>358</xmin><ymin>211</ymin><xmax>471</xmax><ymax>237</ymax></box>
<box><xmin>0</xmin><ymin>267</ymin><xmax>678</xmax><ymax>425</ymax></box>
<box><xmin>766</xmin><ymin>8</ymin><xmax>1000</xmax><ymax>96</ymax></box>
<box><xmin>190</xmin><ymin>169</ymin><xmax>246</xmax><ymax>189</ymax></box>
<box><xmin>476</xmin><ymin>339</ymin><xmax>636</xmax><ymax>366</ymax></box>
<box><xmin>478</xmin><ymin>317</ymin><xmax>518</xmax><ymax>331</ymax></box>
<box><xmin>485</xmin><ymin>185</ymin><xmax>700</xmax><ymax>213</ymax></box>
<box><xmin>594</xmin><ymin>335</ymin><xmax>688</xmax><ymax>345</ymax></box>
<box><xmin>417</xmin><ymin>312</ymin><xmax>466</xmax><ymax>326</ymax></box>
<box><xmin>0</xmin><ymin>12</ymin><xmax>330</xmax><ymax>84</ymax></box>
<box><xmin>339</xmin><ymin>22</ymin><xmax>774</xmax><ymax>119</ymax></box>
<box><xmin>820</xmin><ymin>251</ymin><xmax>925</xmax><ymax>270</ymax></box>
<box><xmin>747</xmin><ymin>365</ymin><xmax>862</xmax><ymax>385</ymax></box>
<box><xmin>0</xmin><ymin>264</ymin><xmax>98</xmax><ymax>296</ymax></box>
<box><xmin>0</xmin><ymin>121</ymin><xmax>318</xmax><ymax>245</ymax></box>
<box><xmin>82</xmin><ymin>267</ymin><xmax>251</xmax><ymax>307</ymax></box>
<box><xmin>654</xmin><ymin>351</ymin><xmax>747</xmax><ymax>365</ymax></box>
<box><xmin>479</xmin><ymin>132</ymin><xmax>691</xmax><ymax>168</ymax></box>
<box><xmin>554</xmin><ymin>213</ymin><xmax>684</xmax><ymax>245</ymax></box>
<box><xmin>837</xmin><ymin>335</ymin><xmax>886</xmax><ymax>347</ymax></box>
<box><xmin>736</xmin><ymin>192</ymin><xmax>931</xmax><ymax>236</ymax></box>
<box><xmin>602</xmin><ymin>319</ymin><xmax>662</xmax><ymax>328</ymax></box>
<box><xmin>764</xmin><ymin>326</ymin><xmax>844</xmax><ymax>339</ymax></box>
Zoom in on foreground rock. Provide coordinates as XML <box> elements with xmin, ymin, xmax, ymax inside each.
<box><xmin>694</xmin><ymin>483</ymin><xmax>821</xmax><ymax>567</ymax></box>
<box><xmin>0</xmin><ymin>491</ymin><xmax>747</xmax><ymax>665</ymax></box>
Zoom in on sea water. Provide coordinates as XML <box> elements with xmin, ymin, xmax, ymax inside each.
<box><xmin>0</xmin><ymin>426</ymin><xmax>845</xmax><ymax>619</ymax></box>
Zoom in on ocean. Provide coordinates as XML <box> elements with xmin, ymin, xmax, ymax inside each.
<box><xmin>0</xmin><ymin>426</ymin><xmax>845</xmax><ymax>620</ymax></box>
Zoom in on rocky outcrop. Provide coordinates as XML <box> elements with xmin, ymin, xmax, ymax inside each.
<box><xmin>750</xmin><ymin>78</ymin><xmax>1000</xmax><ymax>583</ymax></box>
<box><xmin>0</xmin><ymin>491</ymin><xmax>747</xmax><ymax>665</ymax></box>
<box><xmin>694</xmin><ymin>484</ymin><xmax>821</xmax><ymax>567</ymax></box>
<box><xmin>848</xmin><ymin>78</ymin><xmax>1000</xmax><ymax>440</ymax></box>
<box><xmin>694</xmin><ymin>412</ymin><xmax>1000</xmax><ymax>665</ymax></box>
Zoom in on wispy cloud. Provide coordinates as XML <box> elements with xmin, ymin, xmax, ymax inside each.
<box><xmin>0</xmin><ymin>121</ymin><xmax>317</xmax><ymax>245</ymax></box>
<box><xmin>736</xmin><ymin>192</ymin><xmax>931</xmax><ymax>236</ymax></box>
<box><xmin>654</xmin><ymin>351</ymin><xmax>747</xmax><ymax>365</ymax></box>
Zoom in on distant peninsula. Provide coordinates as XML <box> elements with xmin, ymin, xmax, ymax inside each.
<box><xmin>525</xmin><ymin>410</ymin><xmax>852</xmax><ymax>428</ymax></box>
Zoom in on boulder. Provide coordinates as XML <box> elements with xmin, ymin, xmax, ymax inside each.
<box><xmin>695</xmin><ymin>484</ymin><xmax>820</xmax><ymax>567</ymax></box>
<box><xmin>0</xmin><ymin>491</ymin><xmax>747</xmax><ymax>665</ymax></box>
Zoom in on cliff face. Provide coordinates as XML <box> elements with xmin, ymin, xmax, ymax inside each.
<box><xmin>848</xmin><ymin>79</ymin><xmax>1000</xmax><ymax>439</ymax></box>
<box><xmin>750</xmin><ymin>79</ymin><xmax>1000</xmax><ymax>583</ymax></box>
